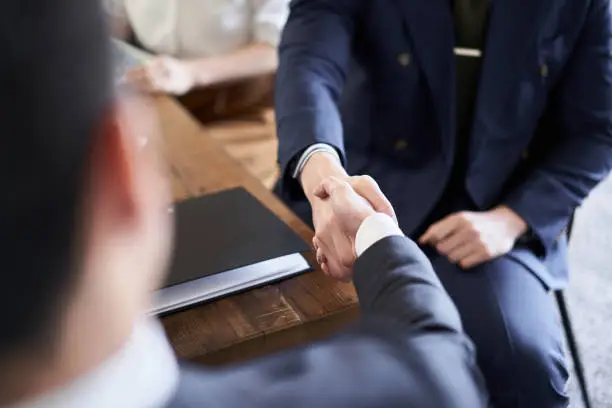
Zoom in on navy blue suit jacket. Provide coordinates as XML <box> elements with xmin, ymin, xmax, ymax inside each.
<box><xmin>275</xmin><ymin>0</ymin><xmax>612</xmax><ymax>289</ymax></box>
<box><xmin>168</xmin><ymin>237</ymin><xmax>488</xmax><ymax>408</ymax></box>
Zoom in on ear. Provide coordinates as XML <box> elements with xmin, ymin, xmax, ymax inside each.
<box><xmin>86</xmin><ymin>103</ymin><xmax>140</xmax><ymax>224</ymax></box>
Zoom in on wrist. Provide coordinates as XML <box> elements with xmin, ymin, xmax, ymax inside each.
<box><xmin>494</xmin><ymin>205</ymin><xmax>528</xmax><ymax>239</ymax></box>
<box><xmin>300</xmin><ymin>152</ymin><xmax>347</xmax><ymax>201</ymax></box>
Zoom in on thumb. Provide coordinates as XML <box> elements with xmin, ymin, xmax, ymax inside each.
<box><xmin>349</xmin><ymin>176</ymin><xmax>397</xmax><ymax>223</ymax></box>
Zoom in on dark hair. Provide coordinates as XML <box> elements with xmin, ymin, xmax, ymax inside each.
<box><xmin>0</xmin><ymin>0</ymin><xmax>112</xmax><ymax>357</ymax></box>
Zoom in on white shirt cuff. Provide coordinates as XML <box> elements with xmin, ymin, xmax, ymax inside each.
<box><xmin>292</xmin><ymin>143</ymin><xmax>341</xmax><ymax>180</ymax></box>
<box><xmin>355</xmin><ymin>213</ymin><xmax>404</xmax><ymax>257</ymax></box>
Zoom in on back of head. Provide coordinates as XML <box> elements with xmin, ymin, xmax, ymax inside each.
<box><xmin>0</xmin><ymin>0</ymin><xmax>112</xmax><ymax>358</ymax></box>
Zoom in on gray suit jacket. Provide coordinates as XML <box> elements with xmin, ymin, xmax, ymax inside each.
<box><xmin>167</xmin><ymin>236</ymin><xmax>489</xmax><ymax>407</ymax></box>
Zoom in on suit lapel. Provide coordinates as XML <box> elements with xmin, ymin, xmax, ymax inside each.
<box><xmin>471</xmin><ymin>0</ymin><xmax>550</xmax><ymax>151</ymax></box>
<box><xmin>393</xmin><ymin>0</ymin><xmax>455</xmax><ymax>163</ymax></box>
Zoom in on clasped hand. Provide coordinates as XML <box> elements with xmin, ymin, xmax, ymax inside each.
<box><xmin>311</xmin><ymin>176</ymin><xmax>396</xmax><ymax>281</ymax></box>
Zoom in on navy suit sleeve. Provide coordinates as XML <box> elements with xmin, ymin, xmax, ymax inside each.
<box><xmin>506</xmin><ymin>0</ymin><xmax>612</xmax><ymax>251</ymax></box>
<box><xmin>174</xmin><ymin>237</ymin><xmax>488</xmax><ymax>408</ymax></box>
<box><xmin>275</xmin><ymin>0</ymin><xmax>361</xmax><ymax>199</ymax></box>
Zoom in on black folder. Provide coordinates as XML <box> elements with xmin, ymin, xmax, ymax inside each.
<box><xmin>151</xmin><ymin>188</ymin><xmax>312</xmax><ymax>315</ymax></box>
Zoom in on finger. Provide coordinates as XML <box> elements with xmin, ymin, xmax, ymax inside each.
<box><xmin>447</xmin><ymin>242</ymin><xmax>480</xmax><ymax>264</ymax></box>
<box><xmin>349</xmin><ymin>176</ymin><xmax>397</xmax><ymax>222</ymax></box>
<box><xmin>313</xmin><ymin>232</ymin><xmax>334</xmax><ymax>260</ymax></box>
<box><xmin>459</xmin><ymin>250</ymin><xmax>489</xmax><ymax>270</ymax></box>
<box><xmin>320</xmin><ymin>262</ymin><xmax>330</xmax><ymax>276</ymax></box>
<box><xmin>436</xmin><ymin>227</ymin><xmax>477</xmax><ymax>255</ymax></box>
<box><xmin>334</xmin><ymin>235</ymin><xmax>357</xmax><ymax>269</ymax></box>
<box><xmin>314</xmin><ymin>236</ymin><xmax>334</xmax><ymax>265</ymax></box>
<box><xmin>312</xmin><ymin>236</ymin><xmax>320</xmax><ymax>251</ymax></box>
<box><xmin>325</xmin><ymin>256</ymin><xmax>347</xmax><ymax>280</ymax></box>
<box><xmin>144</xmin><ymin>69</ymin><xmax>167</xmax><ymax>92</ymax></box>
<box><xmin>313</xmin><ymin>176</ymin><xmax>347</xmax><ymax>200</ymax></box>
<box><xmin>321</xmin><ymin>237</ymin><xmax>352</xmax><ymax>281</ymax></box>
<box><xmin>147</xmin><ymin>62</ymin><xmax>170</xmax><ymax>85</ymax></box>
<box><xmin>419</xmin><ymin>215</ymin><xmax>464</xmax><ymax>245</ymax></box>
<box><xmin>316</xmin><ymin>247</ymin><xmax>327</xmax><ymax>265</ymax></box>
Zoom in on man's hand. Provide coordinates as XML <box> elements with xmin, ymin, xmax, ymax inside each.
<box><xmin>419</xmin><ymin>206</ymin><xmax>528</xmax><ymax>269</ymax></box>
<box><xmin>123</xmin><ymin>56</ymin><xmax>196</xmax><ymax>95</ymax></box>
<box><xmin>300</xmin><ymin>152</ymin><xmax>348</xmax><ymax>201</ymax></box>
<box><xmin>312</xmin><ymin>176</ymin><xmax>396</xmax><ymax>281</ymax></box>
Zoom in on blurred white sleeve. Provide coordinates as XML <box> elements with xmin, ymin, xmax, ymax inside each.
<box><xmin>251</xmin><ymin>0</ymin><xmax>291</xmax><ymax>47</ymax></box>
<box><xmin>355</xmin><ymin>213</ymin><xmax>404</xmax><ymax>257</ymax></box>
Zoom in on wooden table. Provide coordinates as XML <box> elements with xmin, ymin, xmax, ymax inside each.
<box><xmin>155</xmin><ymin>96</ymin><xmax>359</xmax><ymax>365</ymax></box>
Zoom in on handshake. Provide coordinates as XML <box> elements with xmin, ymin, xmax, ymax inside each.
<box><xmin>304</xmin><ymin>151</ymin><xmax>529</xmax><ymax>280</ymax></box>
<box><xmin>310</xmin><ymin>175</ymin><xmax>398</xmax><ymax>282</ymax></box>
<box><xmin>308</xmin><ymin>174</ymin><xmax>530</xmax><ymax>279</ymax></box>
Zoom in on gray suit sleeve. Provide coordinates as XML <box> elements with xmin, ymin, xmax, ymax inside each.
<box><xmin>171</xmin><ymin>237</ymin><xmax>488</xmax><ymax>408</ymax></box>
<box><xmin>353</xmin><ymin>235</ymin><xmax>464</xmax><ymax>336</ymax></box>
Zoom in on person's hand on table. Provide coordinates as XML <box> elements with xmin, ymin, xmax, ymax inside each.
<box><xmin>312</xmin><ymin>175</ymin><xmax>397</xmax><ymax>281</ymax></box>
<box><xmin>123</xmin><ymin>56</ymin><xmax>195</xmax><ymax>95</ymax></box>
<box><xmin>419</xmin><ymin>206</ymin><xmax>528</xmax><ymax>269</ymax></box>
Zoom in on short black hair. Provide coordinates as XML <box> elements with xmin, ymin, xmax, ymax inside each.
<box><xmin>0</xmin><ymin>0</ymin><xmax>112</xmax><ymax>356</ymax></box>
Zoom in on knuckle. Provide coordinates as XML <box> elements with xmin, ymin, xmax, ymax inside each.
<box><xmin>459</xmin><ymin>211</ymin><xmax>472</xmax><ymax>220</ymax></box>
<box><xmin>352</xmin><ymin>174</ymin><xmax>374</xmax><ymax>188</ymax></box>
<box><xmin>339</xmin><ymin>180</ymin><xmax>352</xmax><ymax>190</ymax></box>
<box><xmin>360</xmin><ymin>174</ymin><xmax>376</xmax><ymax>185</ymax></box>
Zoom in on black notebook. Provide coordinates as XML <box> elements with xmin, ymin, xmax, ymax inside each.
<box><xmin>151</xmin><ymin>188</ymin><xmax>312</xmax><ymax>315</ymax></box>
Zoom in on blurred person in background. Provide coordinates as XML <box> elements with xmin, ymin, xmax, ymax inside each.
<box><xmin>274</xmin><ymin>1</ymin><xmax>612</xmax><ymax>407</ymax></box>
<box><xmin>0</xmin><ymin>0</ymin><xmax>488</xmax><ymax>407</ymax></box>
<box><xmin>105</xmin><ymin>0</ymin><xmax>291</xmax><ymax>188</ymax></box>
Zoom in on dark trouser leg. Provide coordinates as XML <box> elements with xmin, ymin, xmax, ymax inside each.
<box><xmin>429</xmin><ymin>254</ymin><xmax>569</xmax><ymax>408</ymax></box>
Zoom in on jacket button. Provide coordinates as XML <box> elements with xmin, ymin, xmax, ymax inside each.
<box><xmin>398</xmin><ymin>53</ymin><xmax>411</xmax><ymax>67</ymax></box>
<box><xmin>522</xmin><ymin>149</ymin><xmax>529</xmax><ymax>160</ymax></box>
<box><xmin>394</xmin><ymin>139</ymin><xmax>409</xmax><ymax>151</ymax></box>
<box><xmin>540</xmin><ymin>63</ymin><xmax>549</xmax><ymax>78</ymax></box>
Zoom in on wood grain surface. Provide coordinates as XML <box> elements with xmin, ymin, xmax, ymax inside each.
<box><xmin>155</xmin><ymin>96</ymin><xmax>359</xmax><ymax>365</ymax></box>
